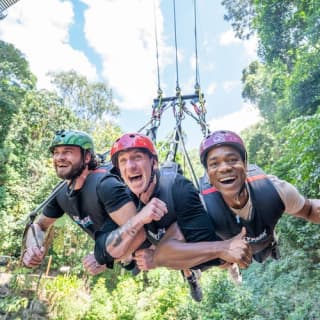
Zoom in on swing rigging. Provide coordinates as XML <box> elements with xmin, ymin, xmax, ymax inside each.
<box><xmin>0</xmin><ymin>0</ymin><xmax>20</xmax><ymax>19</ymax></box>
<box><xmin>145</xmin><ymin>0</ymin><xmax>211</xmax><ymax>188</ymax></box>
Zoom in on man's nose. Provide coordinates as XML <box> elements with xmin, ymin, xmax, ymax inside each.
<box><xmin>126</xmin><ymin>159</ymin><xmax>137</xmax><ymax>169</ymax></box>
<box><xmin>218</xmin><ymin>161</ymin><xmax>232</xmax><ymax>172</ymax></box>
<box><xmin>53</xmin><ymin>153</ymin><xmax>65</xmax><ymax>161</ymax></box>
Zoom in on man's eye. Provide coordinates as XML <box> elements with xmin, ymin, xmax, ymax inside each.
<box><xmin>228</xmin><ymin>158</ymin><xmax>238</xmax><ymax>164</ymax></box>
<box><xmin>209</xmin><ymin>162</ymin><xmax>218</xmax><ymax>168</ymax></box>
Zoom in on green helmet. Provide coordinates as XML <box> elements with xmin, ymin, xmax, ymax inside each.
<box><xmin>49</xmin><ymin>129</ymin><xmax>94</xmax><ymax>153</ymax></box>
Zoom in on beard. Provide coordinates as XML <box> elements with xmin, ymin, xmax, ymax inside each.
<box><xmin>55</xmin><ymin>161</ymin><xmax>84</xmax><ymax>180</ymax></box>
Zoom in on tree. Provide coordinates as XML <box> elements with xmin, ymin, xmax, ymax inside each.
<box><xmin>0</xmin><ymin>89</ymin><xmax>81</xmax><ymax>255</ymax></box>
<box><xmin>222</xmin><ymin>0</ymin><xmax>255</xmax><ymax>40</ymax></box>
<box><xmin>48</xmin><ymin>70</ymin><xmax>120</xmax><ymax>132</ymax></box>
<box><xmin>0</xmin><ymin>40</ymin><xmax>36</xmax><ymax>188</ymax></box>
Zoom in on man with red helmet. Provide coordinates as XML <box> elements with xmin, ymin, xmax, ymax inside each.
<box><xmin>95</xmin><ymin>133</ymin><xmax>253</xmax><ymax>301</ymax></box>
<box><xmin>198</xmin><ymin>130</ymin><xmax>320</xmax><ymax>264</ymax></box>
<box><xmin>22</xmin><ymin>129</ymin><xmax>168</xmax><ymax>275</ymax></box>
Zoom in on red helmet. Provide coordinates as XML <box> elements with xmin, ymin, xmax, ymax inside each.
<box><xmin>199</xmin><ymin>130</ymin><xmax>247</xmax><ymax>166</ymax></box>
<box><xmin>111</xmin><ymin>133</ymin><xmax>157</xmax><ymax>166</ymax></box>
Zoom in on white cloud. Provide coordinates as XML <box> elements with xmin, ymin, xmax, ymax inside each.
<box><xmin>208</xmin><ymin>103</ymin><xmax>262</xmax><ymax>134</ymax></box>
<box><xmin>82</xmin><ymin>0</ymin><xmax>172</xmax><ymax>110</ymax></box>
<box><xmin>243</xmin><ymin>34</ymin><xmax>258</xmax><ymax>60</ymax></box>
<box><xmin>219</xmin><ymin>29</ymin><xmax>258</xmax><ymax>61</ymax></box>
<box><xmin>222</xmin><ymin>80</ymin><xmax>240</xmax><ymax>93</ymax></box>
<box><xmin>219</xmin><ymin>29</ymin><xmax>241</xmax><ymax>46</ymax></box>
<box><xmin>206</xmin><ymin>82</ymin><xmax>217</xmax><ymax>95</ymax></box>
<box><xmin>0</xmin><ymin>0</ymin><xmax>97</xmax><ymax>89</ymax></box>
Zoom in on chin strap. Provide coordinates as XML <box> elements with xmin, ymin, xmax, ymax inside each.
<box><xmin>233</xmin><ymin>182</ymin><xmax>247</xmax><ymax>206</ymax></box>
<box><xmin>138</xmin><ymin>159</ymin><xmax>158</xmax><ymax>200</ymax></box>
<box><xmin>66</xmin><ymin>149</ymin><xmax>88</xmax><ymax>197</ymax></box>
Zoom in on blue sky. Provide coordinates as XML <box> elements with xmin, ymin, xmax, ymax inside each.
<box><xmin>0</xmin><ymin>0</ymin><xmax>261</xmax><ymax>148</ymax></box>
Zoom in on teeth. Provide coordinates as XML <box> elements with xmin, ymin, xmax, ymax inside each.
<box><xmin>220</xmin><ymin>177</ymin><xmax>235</xmax><ymax>182</ymax></box>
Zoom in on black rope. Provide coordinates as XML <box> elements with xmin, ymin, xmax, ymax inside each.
<box><xmin>145</xmin><ymin>0</ymin><xmax>210</xmax><ymax>177</ymax></box>
<box><xmin>153</xmin><ymin>0</ymin><xmax>162</xmax><ymax>96</ymax></box>
<box><xmin>172</xmin><ymin>0</ymin><xmax>180</xmax><ymax>92</ymax></box>
<box><xmin>176</xmin><ymin>127</ymin><xmax>200</xmax><ymax>190</ymax></box>
<box><xmin>0</xmin><ymin>0</ymin><xmax>20</xmax><ymax>12</ymax></box>
<box><xmin>25</xmin><ymin>180</ymin><xmax>66</xmax><ymax>225</ymax></box>
<box><xmin>193</xmin><ymin>0</ymin><xmax>200</xmax><ymax>90</ymax></box>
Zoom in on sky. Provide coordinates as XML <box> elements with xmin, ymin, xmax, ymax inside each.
<box><xmin>0</xmin><ymin>0</ymin><xmax>262</xmax><ymax>149</ymax></box>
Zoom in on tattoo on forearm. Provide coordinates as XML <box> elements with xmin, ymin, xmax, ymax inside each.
<box><xmin>123</xmin><ymin>221</ymin><xmax>139</xmax><ymax>237</ymax></box>
<box><xmin>106</xmin><ymin>230</ymin><xmax>122</xmax><ymax>248</ymax></box>
<box><xmin>105</xmin><ymin>221</ymin><xmax>139</xmax><ymax>249</ymax></box>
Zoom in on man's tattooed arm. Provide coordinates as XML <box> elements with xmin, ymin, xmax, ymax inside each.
<box><xmin>105</xmin><ymin>220</ymin><xmax>146</xmax><ymax>259</ymax></box>
<box><xmin>104</xmin><ymin>197</ymin><xmax>167</xmax><ymax>259</ymax></box>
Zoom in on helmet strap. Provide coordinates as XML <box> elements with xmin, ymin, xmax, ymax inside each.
<box><xmin>138</xmin><ymin>158</ymin><xmax>158</xmax><ymax>201</ymax></box>
<box><xmin>65</xmin><ymin>149</ymin><xmax>88</xmax><ymax>194</ymax></box>
<box><xmin>233</xmin><ymin>182</ymin><xmax>248</xmax><ymax>207</ymax></box>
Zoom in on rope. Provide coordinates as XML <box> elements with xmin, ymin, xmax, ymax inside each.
<box><xmin>153</xmin><ymin>0</ymin><xmax>162</xmax><ymax>96</ymax></box>
<box><xmin>172</xmin><ymin>0</ymin><xmax>180</xmax><ymax>92</ymax></box>
<box><xmin>193</xmin><ymin>0</ymin><xmax>200</xmax><ymax>89</ymax></box>
<box><xmin>176</xmin><ymin>127</ymin><xmax>200</xmax><ymax>190</ymax></box>
<box><xmin>0</xmin><ymin>0</ymin><xmax>20</xmax><ymax>11</ymax></box>
<box><xmin>23</xmin><ymin>180</ymin><xmax>66</xmax><ymax>226</ymax></box>
<box><xmin>145</xmin><ymin>0</ymin><xmax>211</xmax><ymax>180</ymax></box>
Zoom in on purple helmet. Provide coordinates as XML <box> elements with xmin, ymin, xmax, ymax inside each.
<box><xmin>199</xmin><ymin>130</ymin><xmax>247</xmax><ymax>166</ymax></box>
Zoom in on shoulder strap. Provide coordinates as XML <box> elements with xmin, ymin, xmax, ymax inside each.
<box><xmin>158</xmin><ymin>161</ymin><xmax>180</xmax><ymax>215</ymax></box>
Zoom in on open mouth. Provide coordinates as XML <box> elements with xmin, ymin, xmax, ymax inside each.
<box><xmin>129</xmin><ymin>174</ymin><xmax>142</xmax><ymax>183</ymax></box>
<box><xmin>57</xmin><ymin>164</ymin><xmax>69</xmax><ymax>169</ymax></box>
<box><xmin>219</xmin><ymin>176</ymin><xmax>237</xmax><ymax>185</ymax></box>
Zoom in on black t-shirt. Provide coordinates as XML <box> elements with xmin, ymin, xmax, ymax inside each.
<box><xmin>95</xmin><ymin>172</ymin><xmax>221</xmax><ymax>268</ymax></box>
<box><xmin>129</xmin><ymin>173</ymin><xmax>220</xmax><ymax>244</ymax></box>
<box><xmin>172</xmin><ymin>174</ymin><xmax>220</xmax><ymax>243</ymax></box>
<box><xmin>43</xmin><ymin>171</ymin><xmax>132</xmax><ymax>239</ymax></box>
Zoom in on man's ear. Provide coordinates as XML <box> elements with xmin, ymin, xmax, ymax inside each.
<box><xmin>244</xmin><ymin>160</ymin><xmax>248</xmax><ymax>171</ymax></box>
<box><xmin>85</xmin><ymin>151</ymin><xmax>91</xmax><ymax>165</ymax></box>
<box><xmin>153</xmin><ymin>158</ymin><xmax>159</xmax><ymax>170</ymax></box>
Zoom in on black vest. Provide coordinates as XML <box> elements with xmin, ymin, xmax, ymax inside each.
<box><xmin>200</xmin><ymin>165</ymin><xmax>285</xmax><ymax>262</ymax></box>
<box><xmin>55</xmin><ymin>165</ymin><xmax>118</xmax><ymax>239</ymax></box>
<box><xmin>144</xmin><ymin>161</ymin><xmax>181</xmax><ymax>244</ymax></box>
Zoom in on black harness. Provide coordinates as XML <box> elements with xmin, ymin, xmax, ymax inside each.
<box><xmin>144</xmin><ymin>161</ymin><xmax>182</xmax><ymax>245</ymax></box>
<box><xmin>200</xmin><ymin>164</ymin><xmax>284</xmax><ymax>262</ymax></box>
<box><xmin>55</xmin><ymin>164</ymin><xmax>118</xmax><ymax>239</ymax></box>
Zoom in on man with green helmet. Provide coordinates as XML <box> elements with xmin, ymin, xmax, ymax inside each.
<box><xmin>22</xmin><ymin>129</ymin><xmax>168</xmax><ymax>275</ymax></box>
<box><xmin>49</xmin><ymin>129</ymin><xmax>97</xmax><ymax>181</ymax></box>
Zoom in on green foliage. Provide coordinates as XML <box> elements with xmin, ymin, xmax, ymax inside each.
<box><xmin>43</xmin><ymin>274</ymin><xmax>90</xmax><ymax>319</ymax></box>
<box><xmin>1</xmin><ymin>4</ymin><xmax>320</xmax><ymax>317</ymax></box>
<box><xmin>226</xmin><ymin>1</ymin><xmax>320</xmax><ymax>129</ymax></box>
<box><xmin>289</xmin><ymin>49</ymin><xmax>320</xmax><ymax>116</ymax></box>
<box><xmin>243</xmin><ymin>253</ymin><xmax>320</xmax><ymax>319</ymax></box>
<box><xmin>0</xmin><ymin>295</ymin><xmax>29</xmax><ymax>316</ymax></box>
<box><xmin>242</xmin><ymin>123</ymin><xmax>276</xmax><ymax>168</ymax></box>
<box><xmin>269</xmin><ymin>111</ymin><xmax>320</xmax><ymax>196</ymax></box>
<box><xmin>222</xmin><ymin>0</ymin><xmax>255</xmax><ymax>40</ymax></box>
<box><xmin>191</xmin><ymin>269</ymin><xmax>255</xmax><ymax>320</ymax></box>
<box><xmin>48</xmin><ymin>70</ymin><xmax>120</xmax><ymax>131</ymax></box>
<box><xmin>82</xmin><ymin>278</ymin><xmax>114</xmax><ymax>320</ymax></box>
<box><xmin>0</xmin><ymin>89</ymin><xmax>81</xmax><ymax>256</ymax></box>
<box><xmin>0</xmin><ymin>40</ymin><xmax>36</xmax><ymax>207</ymax></box>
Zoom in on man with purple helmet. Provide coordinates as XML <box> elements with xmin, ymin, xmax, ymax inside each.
<box><xmin>198</xmin><ymin>130</ymin><xmax>320</xmax><ymax>264</ymax></box>
<box><xmin>95</xmin><ymin>133</ymin><xmax>253</xmax><ymax>301</ymax></box>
